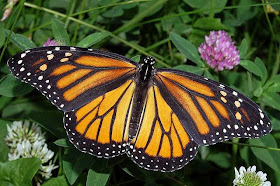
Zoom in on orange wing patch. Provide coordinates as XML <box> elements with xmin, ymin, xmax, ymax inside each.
<box><xmin>75</xmin><ymin>107</ymin><xmax>98</xmax><ymax>135</ymax></box>
<box><xmin>158</xmin><ymin>135</ymin><xmax>171</xmax><ymax>158</ymax></box>
<box><xmin>63</xmin><ymin>68</ymin><xmax>134</xmax><ymax>101</ymax></box>
<box><xmin>133</xmin><ymin>86</ymin><xmax>191</xmax><ymax>158</ymax></box>
<box><xmin>171</xmin><ymin>114</ymin><xmax>189</xmax><ymax>149</ymax></box>
<box><xmin>111</xmin><ymin>84</ymin><xmax>134</xmax><ymax>143</ymax></box>
<box><xmin>98</xmin><ymin>110</ymin><xmax>114</xmax><ymax>144</ymax></box>
<box><xmin>75</xmin><ymin>56</ymin><xmax>135</xmax><ymax>68</ymax></box>
<box><xmin>64</xmin><ymin>79</ymin><xmax>135</xmax><ymax>158</ymax></box>
<box><xmin>195</xmin><ymin>96</ymin><xmax>220</xmax><ymax>127</ymax></box>
<box><xmin>75</xmin><ymin>96</ymin><xmax>103</xmax><ymax>121</ymax></box>
<box><xmin>145</xmin><ymin>121</ymin><xmax>162</xmax><ymax>157</ymax></box>
<box><xmin>57</xmin><ymin>69</ymin><xmax>93</xmax><ymax>89</ymax></box>
<box><xmin>50</xmin><ymin>64</ymin><xmax>77</xmax><ymax>76</ymax></box>
<box><xmin>128</xmin><ymin>85</ymin><xmax>199</xmax><ymax>172</ymax></box>
<box><xmin>74</xmin><ymin>80</ymin><xmax>135</xmax><ymax>143</ymax></box>
<box><xmin>210</xmin><ymin>100</ymin><xmax>230</xmax><ymax>120</ymax></box>
<box><xmin>32</xmin><ymin>58</ymin><xmax>46</xmax><ymax>66</ymax></box>
<box><xmin>241</xmin><ymin>107</ymin><xmax>251</xmax><ymax>123</ymax></box>
<box><xmin>158</xmin><ymin>76</ymin><xmax>210</xmax><ymax>135</ymax></box>
<box><xmin>158</xmin><ymin>72</ymin><xmax>215</xmax><ymax>97</ymax></box>
<box><xmin>85</xmin><ymin>118</ymin><xmax>100</xmax><ymax>140</ymax></box>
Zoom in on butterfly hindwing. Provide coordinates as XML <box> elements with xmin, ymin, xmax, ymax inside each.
<box><xmin>7</xmin><ymin>46</ymin><xmax>137</xmax><ymax>111</ymax></box>
<box><xmin>64</xmin><ymin>79</ymin><xmax>136</xmax><ymax>158</ymax></box>
<box><xmin>127</xmin><ymin>85</ymin><xmax>199</xmax><ymax>172</ymax></box>
<box><xmin>155</xmin><ymin>69</ymin><xmax>272</xmax><ymax>146</ymax></box>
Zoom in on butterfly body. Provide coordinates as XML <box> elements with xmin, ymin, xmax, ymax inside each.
<box><xmin>129</xmin><ymin>56</ymin><xmax>156</xmax><ymax>140</ymax></box>
<box><xmin>7</xmin><ymin>46</ymin><xmax>272</xmax><ymax>172</ymax></box>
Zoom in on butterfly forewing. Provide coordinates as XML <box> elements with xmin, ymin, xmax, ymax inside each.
<box><xmin>7</xmin><ymin>46</ymin><xmax>137</xmax><ymax>111</ymax></box>
<box><xmin>127</xmin><ymin>85</ymin><xmax>199</xmax><ymax>172</ymax></box>
<box><xmin>155</xmin><ymin>69</ymin><xmax>272</xmax><ymax>146</ymax></box>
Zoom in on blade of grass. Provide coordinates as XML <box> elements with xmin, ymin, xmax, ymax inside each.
<box><xmin>70</xmin><ymin>0</ymin><xmax>149</xmax><ymax>17</ymax></box>
<box><xmin>65</xmin><ymin>0</ymin><xmax>77</xmax><ymax>28</ymax></box>
<box><xmin>23</xmin><ymin>2</ymin><xmax>170</xmax><ymax>67</ymax></box>
<box><xmin>0</xmin><ymin>0</ymin><xmax>26</xmax><ymax>64</ymax></box>
<box><xmin>223</xmin><ymin>141</ymin><xmax>280</xmax><ymax>152</ymax></box>
<box><xmin>72</xmin><ymin>0</ymin><xmax>86</xmax><ymax>44</ymax></box>
<box><xmin>113</xmin><ymin>0</ymin><xmax>167</xmax><ymax>35</ymax></box>
<box><xmin>261</xmin><ymin>0</ymin><xmax>280</xmax><ymax>79</ymax></box>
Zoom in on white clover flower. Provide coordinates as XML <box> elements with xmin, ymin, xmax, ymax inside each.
<box><xmin>5</xmin><ymin>120</ymin><xmax>58</xmax><ymax>181</ymax></box>
<box><xmin>5</xmin><ymin>120</ymin><xmax>45</xmax><ymax>149</ymax></box>
<box><xmin>233</xmin><ymin>166</ymin><xmax>271</xmax><ymax>186</ymax></box>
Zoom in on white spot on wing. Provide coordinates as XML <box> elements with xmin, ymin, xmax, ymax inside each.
<box><xmin>38</xmin><ymin>76</ymin><xmax>43</xmax><ymax>80</ymax></box>
<box><xmin>21</xmin><ymin>53</ymin><xmax>26</xmax><ymax>58</ymax></box>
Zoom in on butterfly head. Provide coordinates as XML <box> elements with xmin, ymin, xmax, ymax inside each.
<box><xmin>139</xmin><ymin>56</ymin><xmax>155</xmax><ymax>81</ymax></box>
<box><xmin>140</xmin><ymin>56</ymin><xmax>155</xmax><ymax>66</ymax></box>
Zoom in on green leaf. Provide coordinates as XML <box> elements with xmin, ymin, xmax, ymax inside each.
<box><xmin>0</xmin><ymin>74</ymin><xmax>33</xmax><ymax>97</ymax></box>
<box><xmin>42</xmin><ymin>175</ymin><xmax>68</xmax><ymax>186</ymax></box>
<box><xmin>28</xmin><ymin>111</ymin><xmax>66</xmax><ymax>138</ymax></box>
<box><xmin>253</xmin><ymin>86</ymin><xmax>263</xmax><ymax>98</ymax></box>
<box><xmin>63</xmin><ymin>148</ymin><xmax>96</xmax><ymax>185</ymax></box>
<box><xmin>54</xmin><ymin>139</ymin><xmax>71</xmax><ymax>148</ymax></box>
<box><xmin>120</xmin><ymin>161</ymin><xmax>146</xmax><ymax>180</ymax></box>
<box><xmin>183</xmin><ymin>0</ymin><xmax>227</xmax><ymax>14</ymax></box>
<box><xmin>240</xmin><ymin>146</ymin><xmax>250</xmax><ymax>166</ymax></box>
<box><xmin>0</xmin><ymin>119</ymin><xmax>11</xmax><ymax>162</ymax></box>
<box><xmin>250</xmin><ymin>134</ymin><xmax>280</xmax><ymax>173</ymax></box>
<box><xmin>87</xmin><ymin>169</ymin><xmax>111</xmax><ymax>186</ymax></box>
<box><xmin>0</xmin><ymin>23</ymin><xmax>5</xmax><ymax>48</ymax></box>
<box><xmin>193</xmin><ymin>17</ymin><xmax>228</xmax><ymax>30</ymax></box>
<box><xmin>87</xmin><ymin>160</ymin><xmax>111</xmax><ymax>186</ymax></box>
<box><xmin>73</xmin><ymin>172</ymin><xmax>87</xmax><ymax>186</ymax></box>
<box><xmin>254</xmin><ymin>57</ymin><xmax>268</xmax><ymax>85</ymax></box>
<box><xmin>2</xmin><ymin>101</ymin><xmax>49</xmax><ymax>118</ymax></box>
<box><xmin>170</xmin><ymin>32</ymin><xmax>204</xmax><ymax>66</ymax></box>
<box><xmin>107</xmin><ymin>156</ymin><xmax>126</xmax><ymax>168</ymax></box>
<box><xmin>0</xmin><ymin>157</ymin><xmax>41</xmax><ymax>186</ymax></box>
<box><xmin>207</xmin><ymin>152</ymin><xmax>231</xmax><ymax>169</ymax></box>
<box><xmin>203</xmin><ymin>70</ymin><xmax>214</xmax><ymax>80</ymax></box>
<box><xmin>102</xmin><ymin>7</ymin><xmax>124</xmax><ymax>18</ymax></box>
<box><xmin>266</xmin><ymin>83</ymin><xmax>280</xmax><ymax>93</ymax></box>
<box><xmin>247</xmin><ymin>71</ymin><xmax>253</xmax><ymax>95</ymax></box>
<box><xmin>0</xmin><ymin>96</ymin><xmax>12</xmax><ymax>111</ymax></box>
<box><xmin>264</xmin><ymin>74</ymin><xmax>280</xmax><ymax>90</ymax></box>
<box><xmin>262</xmin><ymin>91</ymin><xmax>280</xmax><ymax>111</ymax></box>
<box><xmin>77</xmin><ymin>32</ymin><xmax>110</xmax><ymax>48</ymax></box>
<box><xmin>114</xmin><ymin>0</ymin><xmax>166</xmax><ymax>34</ymax></box>
<box><xmin>48</xmin><ymin>0</ymin><xmax>70</xmax><ymax>9</ymax></box>
<box><xmin>269</xmin><ymin>115</ymin><xmax>280</xmax><ymax>131</ymax></box>
<box><xmin>173</xmin><ymin>65</ymin><xmax>204</xmax><ymax>75</ymax></box>
<box><xmin>0</xmin><ymin>62</ymin><xmax>10</xmax><ymax>74</ymax></box>
<box><xmin>5</xmin><ymin>30</ymin><xmax>37</xmax><ymax>50</ymax></box>
<box><xmin>51</xmin><ymin>19</ymin><xmax>70</xmax><ymax>45</ymax></box>
<box><xmin>237</xmin><ymin>0</ymin><xmax>258</xmax><ymax>23</ymax></box>
<box><xmin>120</xmin><ymin>159</ymin><xmax>159</xmax><ymax>183</ymax></box>
<box><xmin>240</xmin><ymin>60</ymin><xmax>262</xmax><ymax>77</ymax></box>
<box><xmin>131</xmin><ymin>55</ymin><xmax>140</xmax><ymax>62</ymax></box>
<box><xmin>239</xmin><ymin>38</ymin><xmax>248</xmax><ymax>58</ymax></box>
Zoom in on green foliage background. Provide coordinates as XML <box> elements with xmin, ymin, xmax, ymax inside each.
<box><xmin>0</xmin><ymin>0</ymin><xmax>280</xmax><ymax>185</ymax></box>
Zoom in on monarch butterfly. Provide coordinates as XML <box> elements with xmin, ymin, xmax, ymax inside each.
<box><xmin>7</xmin><ymin>46</ymin><xmax>272</xmax><ymax>172</ymax></box>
